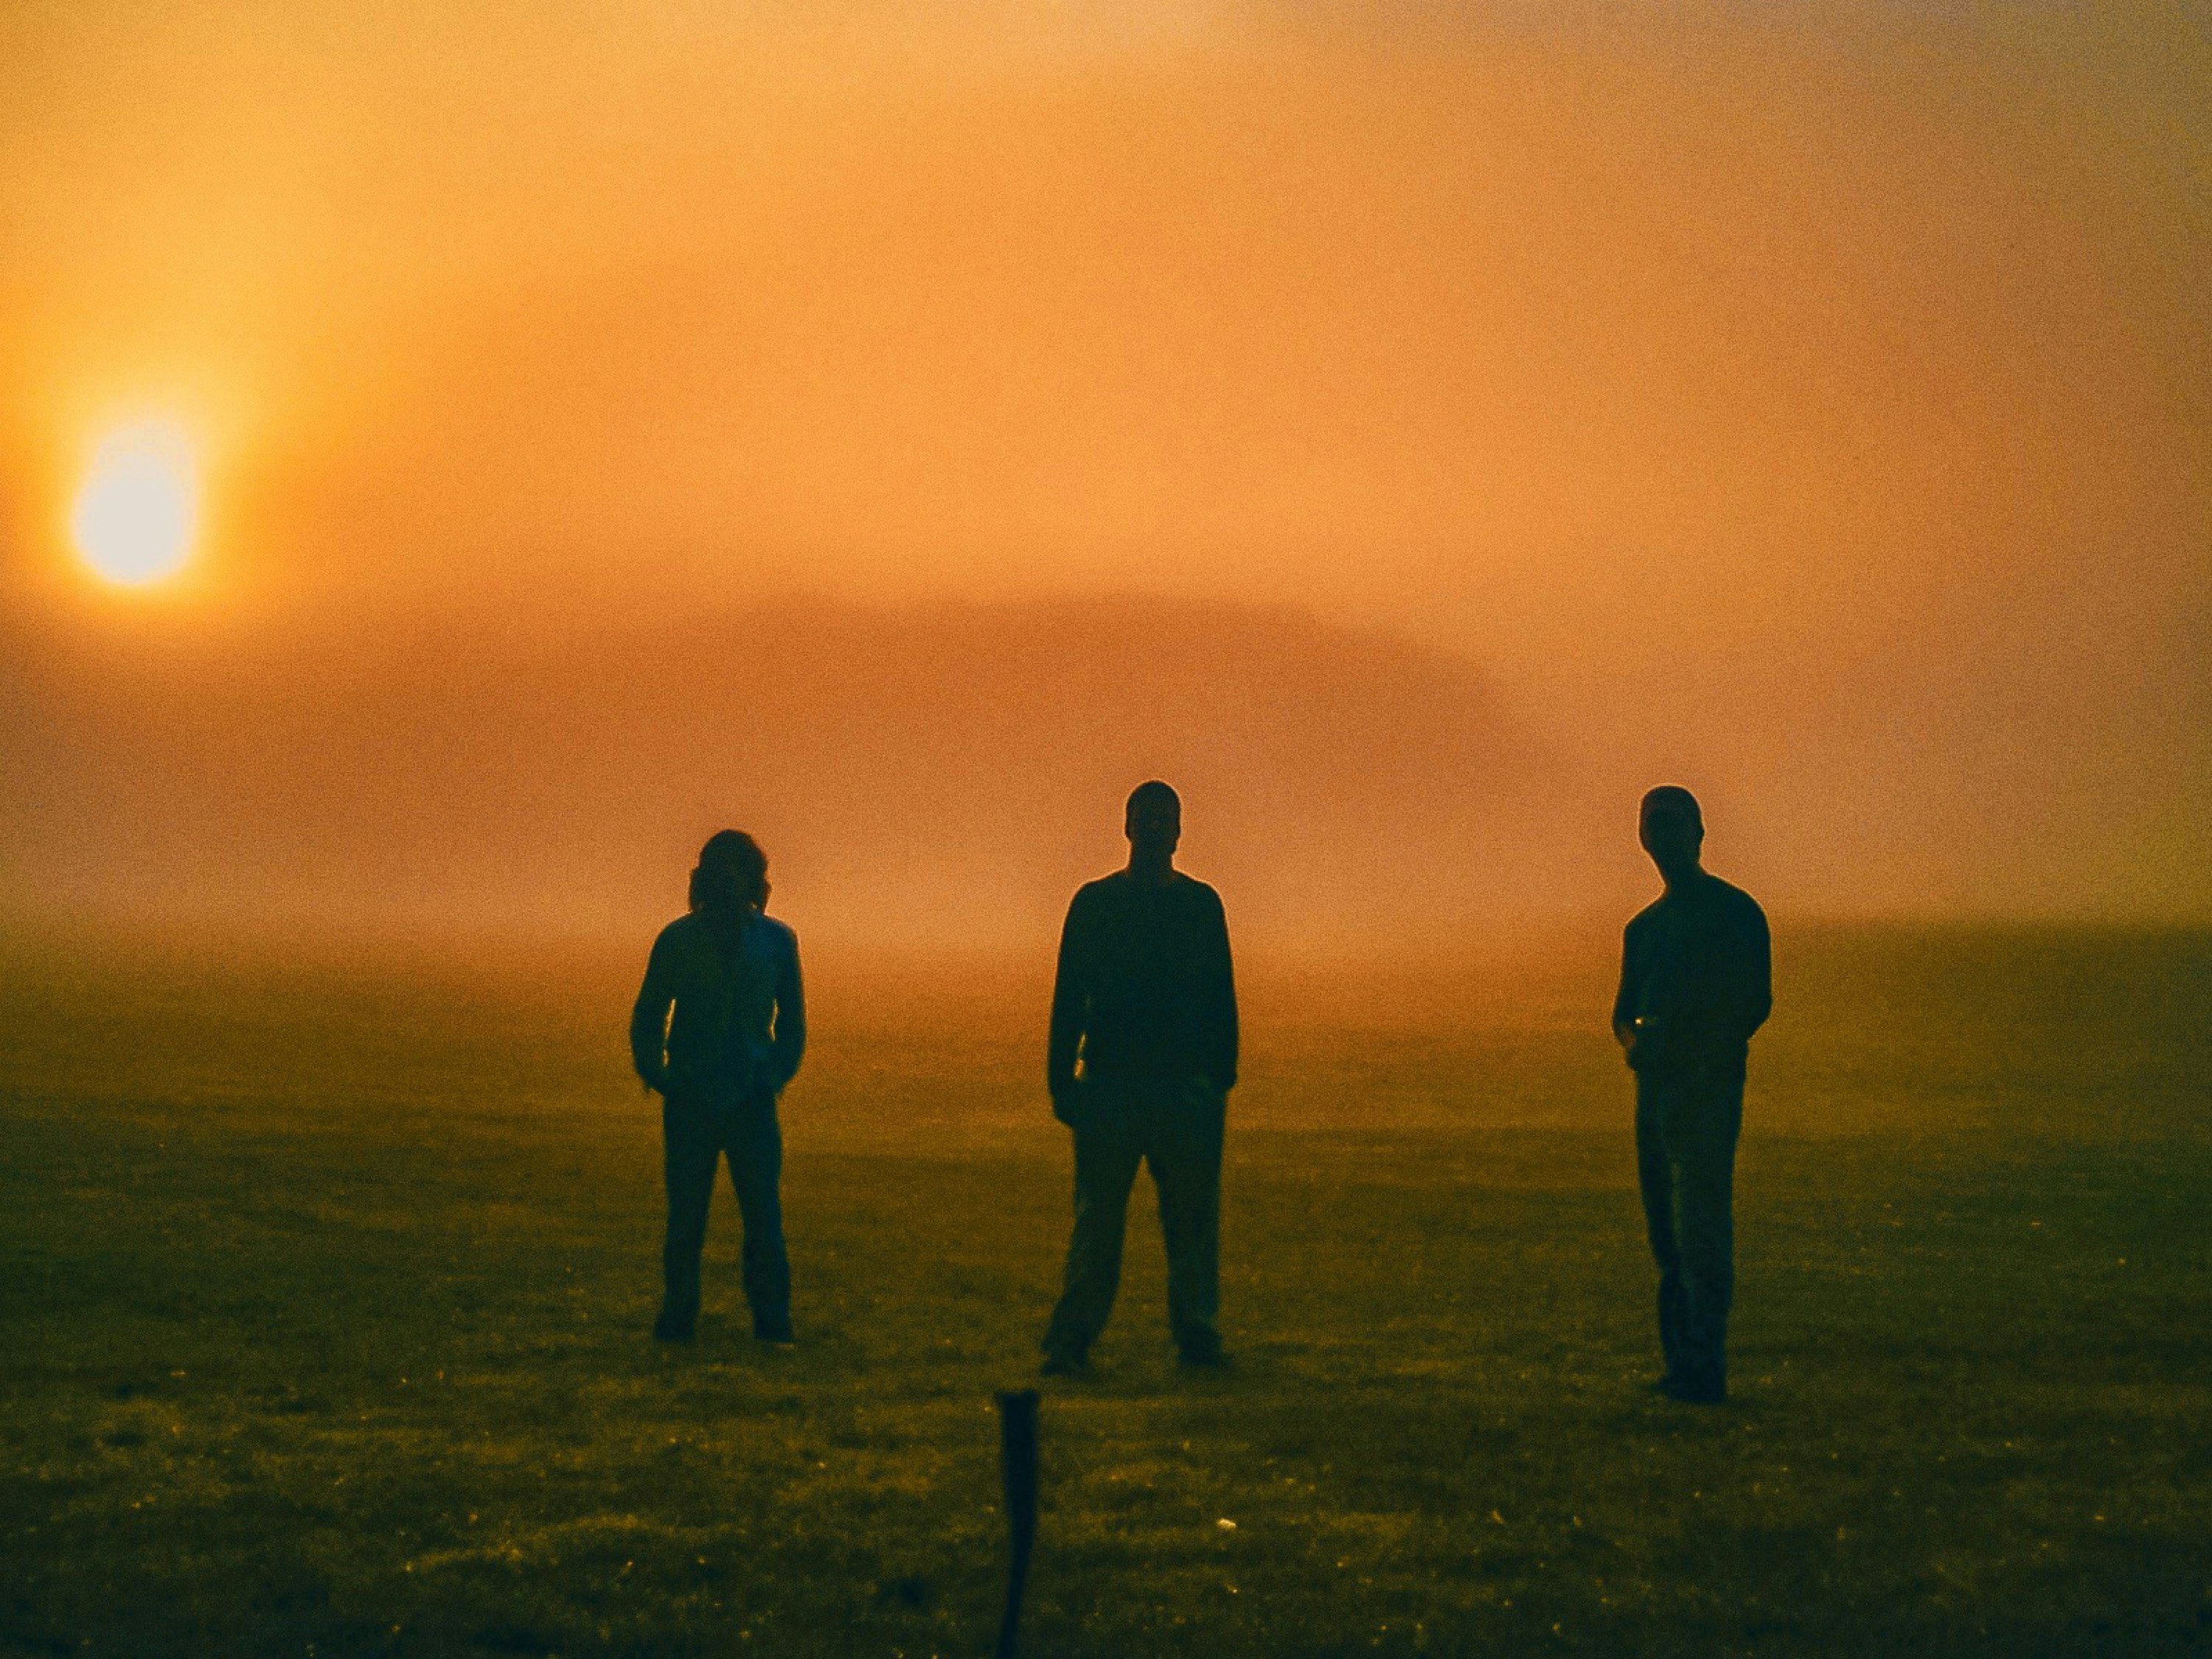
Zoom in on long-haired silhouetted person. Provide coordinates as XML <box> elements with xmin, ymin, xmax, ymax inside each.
<box><xmin>630</xmin><ymin>831</ymin><xmax>806</xmax><ymax>1343</ymax></box>
<box><xmin>1040</xmin><ymin>782</ymin><xmax>1238</xmax><ymax>1374</ymax></box>
<box><xmin>1613</xmin><ymin>787</ymin><xmax>1770</xmax><ymax>1403</ymax></box>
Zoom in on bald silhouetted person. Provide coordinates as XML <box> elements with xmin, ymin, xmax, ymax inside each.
<box><xmin>632</xmin><ymin>831</ymin><xmax>806</xmax><ymax>1344</ymax></box>
<box><xmin>1041</xmin><ymin>782</ymin><xmax>1238</xmax><ymax>1374</ymax></box>
<box><xmin>1613</xmin><ymin>787</ymin><xmax>1770</xmax><ymax>1403</ymax></box>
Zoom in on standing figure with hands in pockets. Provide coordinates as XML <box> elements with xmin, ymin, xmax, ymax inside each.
<box><xmin>1615</xmin><ymin>787</ymin><xmax>1770</xmax><ymax>1404</ymax></box>
<box><xmin>632</xmin><ymin>830</ymin><xmax>806</xmax><ymax>1345</ymax></box>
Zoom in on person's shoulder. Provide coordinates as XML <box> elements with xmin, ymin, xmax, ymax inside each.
<box><xmin>1702</xmin><ymin>874</ymin><xmax>1767</xmax><ymax>925</ymax></box>
<box><xmin>1624</xmin><ymin>895</ymin><xmax>1665</xmax><ymax>936</ymax></box>
<box><xmin>1072</xmin><ymin>872</ymin><xmax>1125</xmax><ymax>905</ymax></box>
<box><xmin>1060</xmin><ymin>876</ymin><xmax>1116</xmax><ymax>933</ymax></box>
<box><xmin>753</xmin><ymin>911</ymin><xmax>799</xmax><ymax>952</ymax></box>
<box><xmin>1703</xmin><ymin>872</ymin><xmax>1763</xmax><ymax>913</ymax></box>
<box><xmin>653</xmin><ymin>912</ymin><xmax>701</xmax><ymax>950</ymax></box>
<box><xmin>1172</xmin><ymin>872</ymin><xmax>1225</xmax><ymax>910</ymax></box>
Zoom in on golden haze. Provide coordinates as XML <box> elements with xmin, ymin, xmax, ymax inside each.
<box><xmin>1</xmin><ymin>3</ymin><xmax>2205</xmax><ymax>942</ymax></box>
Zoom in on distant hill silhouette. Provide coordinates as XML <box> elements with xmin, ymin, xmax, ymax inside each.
<box><xmin>0</xmin><ymin>596</ymin><xmax>1605</xmax><ymax>947</ymax></box>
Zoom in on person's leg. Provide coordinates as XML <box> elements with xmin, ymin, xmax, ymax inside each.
<box><xmin>1666</xmin><ymin>1067</ymin><xmax>1744</xmax><ymax>1397</ymax></box>
<box><xmin>1149</xmin><ymin>1079</ymin><xmax>1227</xmax><ymax>1362</ymax></box>
<box><xmin>1635</xmin><ymin>1075</ymin><xmax>1688</xmax><ymax>1382</ymax></box>
<box><xmin>1041</xmin><ymin>1091</ymin><xmax>1144</xmax><ymax>1366</ymax></box>
<box><xmin>725</xmin><ymin>1095</ymin><xmax>792</xmax><ymax>1339</ymax></box>
<box><xmin>658</xmin><ymin>1094</ymin><xmax>721</xmax><ymax>1339</ymax></box>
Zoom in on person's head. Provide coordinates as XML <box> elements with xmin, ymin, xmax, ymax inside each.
<box><xmin>689</xmin><ymin>830</ymin><xmax>769</xmax><ymax>914</ymax></box>
<box><xmin>1638</xmin><ymin>786</ymin><xmax>1704</xmax><ymax>881</ymax></box>
<box><xmin>1124</xmin><ymin>779</ymin><xmax>1182</xmax><ymax>863</ymax></box>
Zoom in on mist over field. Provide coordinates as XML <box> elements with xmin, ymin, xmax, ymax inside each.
<box><xmin>4</xmin><ymin>582</ymin><xmax>2206</xmax><ymax>950</ymax></box>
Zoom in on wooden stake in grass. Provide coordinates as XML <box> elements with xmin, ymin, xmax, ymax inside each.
<box><xmin>994</xmin><ymin>1388</ymin><xmax>1040</xmax><ymax>1659</ymax></box>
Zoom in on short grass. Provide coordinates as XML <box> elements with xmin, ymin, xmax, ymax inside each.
<box><xmin>2</xmin><ymin>926</ymin><xmax>2208</xmax><ymax>1658</ymax></box>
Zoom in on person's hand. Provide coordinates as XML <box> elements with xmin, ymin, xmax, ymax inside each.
<box><xmin>1618</xmin><ymin>1017</ymin><xmax>1661</xmax><ymax>1066</ymax></box>
<box><xmin>1050</xmin><ymin>1083</ymin><xmax>1083</xmax><ymax>1128</ymax></box>
<box><xmin>639</xmin><ymin>1063</ymin><xmax>669</xmax><ymax>1096</ymax></box>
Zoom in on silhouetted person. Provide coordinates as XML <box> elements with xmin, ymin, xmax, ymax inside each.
<box><xmin>631</xmin><ymin>830</ymin><xmax>806</xmax><ymax>1343</ymax></box>
<box><xmin>1613</xmin><ymin>787</ymin><xmax>1770</xmax><ymax>1403</ymax></box>
<box><xmin>1040</xmin><ymin>782</ymin><xmax>1238</xmax><ymax>1375</ymax></box>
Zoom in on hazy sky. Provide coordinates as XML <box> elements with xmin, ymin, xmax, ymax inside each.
<box><xmin>1</xmin><ymin>1</ymin><xmax>2205</xmax><ymax>939</ymax></box>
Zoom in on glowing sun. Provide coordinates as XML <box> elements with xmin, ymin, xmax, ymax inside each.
<box><xmin>72</xmin><ymin>421</ymin><xmax>199</xmax><ymax>585</ymax></box>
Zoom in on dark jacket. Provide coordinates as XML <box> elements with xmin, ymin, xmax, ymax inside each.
<box><xmin>1048</xmin><ymin>871</ymin><xmax>1237</xmax><ymax>1098</ymax></box>
<box><xmin>1613</xmin><ymin>872</ymin><xmax>1771</xmax><ymax>1077</ymax></box>
<box><xmin>631</xmin><ymin>908</ymin><xmax>806</xmax><ymax>1102</ymax></box>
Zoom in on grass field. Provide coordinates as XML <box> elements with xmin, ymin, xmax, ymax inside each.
<box><xmin>3</xmin><ymin>925</ymin><xmax>2208</xmax><ymax>1658</ymax></box>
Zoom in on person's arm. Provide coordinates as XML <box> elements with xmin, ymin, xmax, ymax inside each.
<box><xmin>1612</xmin><ymin>922</ymin><xmax>1641</xmax><ymax>1055</ymax></box>
<box><xmin>1203</xmin><ymin>887</ymin><xmax>1238</xmax><ymax>1093</ymax></box>
<box><xmin>1047</xmin><ymin>891</ymin><xmax>1091</xmax><ymax>1106</ymax></box>
<box><xmin>630</xmin><ymin>933</ymin><xmax>675</xmax><ymax>1093</ymax></box>
<box><xmin>768</xmin><ymin>928</ymin><xmax>807</xmax><ymax>1091</ymax></box>
<box><xmin>1739</xmin><ymin>902</ymin><xmax>1773</xmax><ymax>1043</ymax></box>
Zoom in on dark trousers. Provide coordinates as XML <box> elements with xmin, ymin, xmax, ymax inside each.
<box><xmin>1635</xmin><ymin>1065</ymin><xmax>1744</xmax><ymax>1388</ymax></box>
<box><xmin>660</xmin><ymin>1091</ymin><xmax>789</xmax><ymax>1335</ymax></box>
<box><xmin>1043</xmin><ymin>1077</ymin><xmax>1225</xmax><ymax>1361</ymax></box>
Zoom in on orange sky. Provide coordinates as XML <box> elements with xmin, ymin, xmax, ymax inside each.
<box><xmin>1</xmin><ymin>2</ymin><xmax>2205</xmax><ymax>939</ymax></box>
